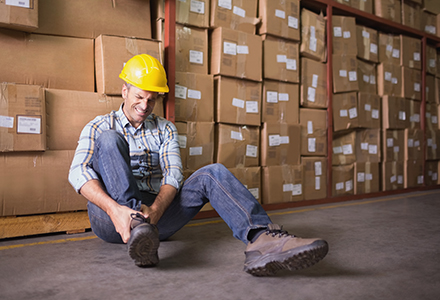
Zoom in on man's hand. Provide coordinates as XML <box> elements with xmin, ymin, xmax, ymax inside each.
<box><xmin>108</xmin><ymin>204</ymin><xmax>140</xmax><ymax>243</ymax></box>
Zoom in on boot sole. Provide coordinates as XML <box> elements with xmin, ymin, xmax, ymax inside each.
<box><xmin>127</xmin><ymin>224</ymin><xmax>160</xmax><ymax>267</ymax></box>
<box><xmin>244</xmin><ymin>240</ymin><xmax>329</xmax><ymax>276</ymax></box>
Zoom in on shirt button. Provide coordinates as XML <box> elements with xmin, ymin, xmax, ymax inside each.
<box><xmin>138</xmin><ymin>146</ymin><xmax>141</xmax><ymax>149</ymax></box>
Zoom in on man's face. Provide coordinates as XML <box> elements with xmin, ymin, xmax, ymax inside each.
<box><xmin>122</xmin><ymin>84</ymin><xmax>158</xmax><ymax>128</ymax></box>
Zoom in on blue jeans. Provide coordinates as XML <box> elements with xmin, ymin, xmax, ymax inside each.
<box><xmin>87</xmin><ymin>130</ymin><xmax>271</xmax><ymax>244</ymax></box>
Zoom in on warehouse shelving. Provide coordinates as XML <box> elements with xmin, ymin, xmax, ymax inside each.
<box><xmin>161</xmin><ymin>0</ymin><xmax>440</xmax><ymax>219</ymax></box>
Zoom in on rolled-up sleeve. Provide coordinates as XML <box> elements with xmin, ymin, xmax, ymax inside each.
<box><xmin>159</xmin><ymin>121</ymin><xmax>183</xmax><ymax>190</ymax></box>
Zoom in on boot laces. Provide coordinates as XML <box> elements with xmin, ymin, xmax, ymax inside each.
<box><xmin>265</xmin><ymin>225</ymin><xmax>295</xmax><ymax>238</ymax></box>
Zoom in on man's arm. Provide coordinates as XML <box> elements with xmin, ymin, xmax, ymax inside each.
<box><xmin>143</xmin><ymin>184</ymin><xmax>177</xmax><ymax>224</ymax></box>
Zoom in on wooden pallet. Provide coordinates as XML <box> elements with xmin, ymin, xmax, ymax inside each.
<box><xmin>0</xmin><ymin>211</ymin><xmax>91</xmax><ymax>239</ymax></box>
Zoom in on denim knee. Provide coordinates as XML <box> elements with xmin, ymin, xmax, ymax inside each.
<box><xmin>96</xmin><ymin>130</ymin><xmax>127</xmax><ymax>150</ymax></box>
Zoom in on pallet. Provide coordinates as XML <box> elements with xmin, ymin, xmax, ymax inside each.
<box><xmin>0</xmin><ymin>211</ymin><xmax>90</xmax><ymax>239</ymax></box>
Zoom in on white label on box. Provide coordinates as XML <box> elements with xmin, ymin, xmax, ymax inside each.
<box><xmin>433</xmin><ymin>173</ymin><xmax>438</xmax><ymax>181</ymax></box>
<box><xmin>312</xmin><ymin>74</ymin><xmax>319</xmax><ymax>88</ymax></box>
<box><xmin>386</xmin><ymin>44</ymin><xmax>393</xmax><ymax>53</ymax></box>
<box><xmin>310</xmin><ymin>26</ymin><xmax>316</xmax><ymax>38</ymax></box>
<box><xmin>190</xmin><ymin>0</ymin><xmax>205</xmax><ymax>14</ymax></box>
<box><xmin>315</xmin><ymin>162</ymin><xmax>322</xmax><ymax>176</ymax></box>
<box><xmin>414</xmin><ymin>140</ymin><xmax>420</xmax><ymax>147</ymax></box>
<box><xmin>414</xmin><ymin>52</ymin><xmax>421</xmax><ymax>61</ymax></box>
<box><xmin>246</xmin><ymin>101</ymin><xmax>259</xmax><ymax>113</ymax></box>
<box><xmin>249</xmin><ymin>188</ymin><xmax>259</xmax><ymax>199</ymax></box>
<box><xmin>413</xmin><ymin>114</ymin><xmax>420</xmax><ymax>122</ymax></box>
<box><xmin>283</xmin><ymin>183</ymin><xmax>293</xmax><ymax>192</ymax></box>
<box><xmin>189</xmin><ymin>50</ymin><xmax>203</xmax><ymax>64</ymax></box>
<box><xmin>307</xmin><ymin>87</ymin><xmax>316</xmax><ymax>102</ymax></box>
<box><xmin>362</xmin><ymin>30</ymin><xmax>370</xmax><ymax>38</ymax></box>
<box><xmin>408</xmin><ymin>138</ymin><xmax>414</xmax><ymax>147</ymax></box>
<box><xmin>349</xmin><ymin>108</ymin><xmax>358</xmax><ymax>119</ymax></box>
<box><xmin>345</xmin><ymin>180</ymin><xmax>353</xmax><ymax>191</ymax></box>
<box><xmin>364</xmin><ymin>104</ymin><xmax>371</xmax><ymax>111</ymax></box>
<box><xmin>370</xmin><ymin>43</ymin><xmax>378</xmax><ymax>54</ymax></box>
<box><xmin>366</xmin><ymin>173</ymin><xmax>373</xmax><ymax>181</ymax></box>
<box><xmin>333</xmin><ymin>146</ymin><xmax>343</xmax><ymax>154</ymax></box>
<box><xmin>269</xmin><ymin>135</ymin><xmax>281</xmax><ymax>146</ymax></box>
<box><xmin>361</xmin><ymin>142</ymin><xmax>368</xmax><ymax>150</ymax></box>
<box><xmin>340</xmin><ymin>109</ymin><xmax>348</xmax><ymax>117</ymax></box>
<box><xmin>233</xmin><ymin>6</ymin><xmax>246</xmax><ymax>17</ymax></box>
<box><xmin>372</xmin><ymin>109</ymin><xmax>379</xmax><ymax>119</ymax></box>
<box><xmin>286</xmin><ymin>59</ymin><xmax>297</xmax><ymax>70</ymax></box>
<box><xmin>398</xmin><ymin>175</ymin><xmax>403</xmax><ymax>184</ymax></box>
<box><xmin>336</xmin><ymin>182</ymin><xmax>344</xmax><ymax>190</ymax></box>
<box><xmin>292</xmin><ymin>184</ymin><xmax>302</xmax><ymax>195</ymax></box>
<box><xmin>288</xmin><ymin>16</ymin><xmax>298</xmax><ymax>29</ymax></box>
<box><xmin>426</xmin><ymin>112</ymin><xmax>431</xmax><ymax>118</ymax></box>
<box><xmin>189</xmin><ymin>146</ymin><xmax>203</xmax><ymax>156</ymax></box>
<box><xmin>399</xmin><ymin>111</ymin><xmax>406</xmax><ymax>120</ymax></box>
<box><xmin>224</xmin><ymin>41</ymin><xmax>237</xmax><ymax>55</ymax></box>
<box><xmin>307</xmin><ymin>121</ymin><xmax>314</xmax><ymax>134</ymax></box>
<box><xmin>349</xmin><ymin>71</ymin><xmax>357</xmax><ymax>82</ymax></box>
<box><xmin>432</xmin><ymin>116</ymin><xmax>438</xmax><ymax>124</ymax></box>
<box><xmin>390</xmin><ymin>175</ymin><xmax>396</xmax><ymax>183</ymax></box>
<box><xmin>175</xmin><ymin>85</ymin><xmax>187</xmax><ymax>99</ymax></box>
<box><xmin>369</xmin><ymin>145</ymin><xmax>378</xmax><ymax>154</ymax></box>
<box><xmin>426</xmin><ymin>25</ymin><xmax>436</xmax><ymax>34</ymax></box>
<box><xmin>231</xmin><ymin>130</ymin><xmax>243</xmax><ymax>141</ymax></box>
<box><xmin>333</xmin><ymin>27</ymin><xmax>342</xmax><ymax>37</ymax></box>
<box><xmin>309</xmin><ymin>37</ymin><xmax>317</xmax><ymax>52</ymax></box>
<box><xmin>0</xmin><ymin>115</ymin><xmax>14</xmax><ymax>128</ymax></box>
<box><xmin>246</xmin><ymin>145</ymin><xmax>258</xmax><ymax>157</ymax></box>
<box><xmin>237</xmin><ymin>45</ymin><xmax>249</xmax><ymax>54</ymax></box>
<box><xmin>430</xmin><ymin>59</ymin><xmax>436</xmax><ymax>68</ymax></box>
<box><xmin>387</xmin><ymin>138</ymin><xmax>394</xmax><ymax>147</ymax></box>
<box><xmin>394</xmin><ymin>146</ymin><xmax>399</xmax><ymax>153</ymax></box>
<box><xmin>218</xmin><ymin>0</ymin><xmax>232</xmax><ymax>10</ymax></box>
<box><xmin>275</xmin><ymin>9</ymin><xmax>286</xmax><ymax>19</ymax></box>
<box><xmin>278</xmin><ymin>93</ymin><xmax>289</xmax><ymax>101</ymax></box>
<box><xmin>308</xmin><ymin>138</ymin><xmax>316</xmax><ymax>152</ymax></box>
<box><xmin>392</xmin><ymin>49</ymin><xmax>400</xmax><ymax>58</ymax></box>
<box><xmin>17</xmin><ymin>116</ymin><xmax>41</xmax><ymax>134</ymax></box>
<box><xmin>343</xmin><ymin>31</ymin><xmax>351</xmax><ymax>39</ymax></box>
<box><xmin>342</xmin><ymin>144</ymin><xmax>353</xmax><ymax>155</ymax></box>
<box><xmin>363</xmin><ymin>74</ymin><xmax>370</xmax><ymax>83</ymax></box>
<box><xmin>370</xmin><ymin>75</ymin><xmax>376</xmax><ymax>84</ymax></box>
<box><xmin>267</xmin><ymin>91</ymin><xmax>278</xmax><ymax>103</ymax></box>
<box><xmin>417</xmin><ymin>176</ymin><xmax>424</xmax><ymax>184</ymax></box>
<box><xmin>188</xmin><ymin>89</ymin><xmax>201</xmax><ymax>99</ymax></box>
<box><xmin>428</xmin><ymin>138</ymin><xmax>433</xmax><ymax>146</ymax></box>
<box><xmin>391</xmin><ymin>77</ymin><xmax>398</xmax><ymax>84</ymax></box>
<box><xmin>357</xmin><ymin>172</ymin><xmax>365</xmax><ymax>182</ymax></box>
<box><xmin>315</xmin><ymin>177</ymin><xmax>321</xmax><ymax>190</ymax></box>
<box><xmin>277</xmin><ymin>55</ymin><xmax>287</xmax><ymax>63</ymax></box>
<box><xmin>177</xmin><ymin>135</ymin><xmax>187</xmax><ymax>148</ymax></box>
<box><xmin>339</xmin><ymin>70</ymin><xmax>347</xmax><ymax>77</ymax></box>
<box><xmin>5</xmin><ymin>0</ymin><xmax>30</xmax><ymax>8</ymax></box>
<box><xmin>385</xmin><ymin>72</ymin><xmax>392</xmax><ymax>81</ymax></box>
<box><xmin>280</xmin><ymin>136</ymin><xmax>290</xmax><ymax>144</ymax></box>
<box><xmin>232</xmin><ymin>98</ymin><xmax>245</xmax><ymax>108</ymax></box>
<box><xmin>414</xmin><ymin>83</ymin><xmax>420</xmax><ymax>92</ymax></box>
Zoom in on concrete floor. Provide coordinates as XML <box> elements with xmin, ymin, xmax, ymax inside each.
<box><xmin>1</xmin><ymin>190</ymin><xmax>440</xmax><ymax>300</ymax></box>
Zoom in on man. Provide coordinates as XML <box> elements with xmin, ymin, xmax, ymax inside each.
<box><xmin>69</xmin><ymin>54</ymin><xmax>328</xmax><ymax>276</ymax></box>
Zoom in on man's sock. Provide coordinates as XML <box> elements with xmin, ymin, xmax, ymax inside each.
<box><xmin>247</xmin><ymin>228</ymin><xmax>267</xmax><ymax>243</ymax></box>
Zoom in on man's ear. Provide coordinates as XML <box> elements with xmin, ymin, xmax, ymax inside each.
<box><xmin>121</xmin><ymin>84</ymin><xmax>128</xmax><ymax>99</ymax></box>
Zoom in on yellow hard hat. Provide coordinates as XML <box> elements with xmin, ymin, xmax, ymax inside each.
<box><xmin>119</xmin><ymin>54</ymin><xmax>169</xmax><ymax>93</ymax></box>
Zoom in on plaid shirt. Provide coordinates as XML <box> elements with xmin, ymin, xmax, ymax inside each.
<box><xmin>68</xmin><ymin>105</ymin><xmax>183</xmax><ymax>194</ymax></box>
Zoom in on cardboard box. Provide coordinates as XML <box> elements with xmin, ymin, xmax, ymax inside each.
<box><xmin>301</xmin><ymin>156</ymin><xmax>327</xmax><ymax>200</ymax></box>
<box><xmin>424</xmin><ymin>0</ymin><xmax>440</xmax><ymax>14</ymax></box>
<box><xmin>332</xmin><ymin>92</ymin><xmax>359</xmax><ymax>132</ymax></box>
<box><xmin>300</xmin><ymin>58</ymin><xmax>327</xmax><ymax>108</ymax></box>
<box><xmin>437</xmin><ymin>50</ymin><xmax>440</xmax><ymax>77</ymax></box>
<box><xmin>210</xmin><ymin>0</ymin><xmax>259</xmax><ymax>34</ymax></box>
<box><xmin>210</xmin><ymin>27</ymin><xmax>262</xmax><ymax>81</ymax></box>
<box><xmin>401</xmin><ymin>67</ymin><xmax>422</xmax><ymax>101</ymax></box>
<box><xmin>357</xmin><ymin>59</ymin><xmax>377</xmax><ymax>94</ymax></box>
<box><xmin>299</xmin><ymin>108</ymin><xmax>327</xmax><ymax>156</ymax></box>
<box><xmin>0</xmin><ymin>150</ymin><xmax>86</xmax><ymax>216</ymax></box>
<box><xmin>0</xmin><ymin>83</ymin><xmax>45</xmax><ymax>152</ymax></box>
<box><xmin>382</xmin><ymin>96</ymin><xmax>408</xmax><ymax>129</ymax></box>
<box><xmin>422</xmin><ymin>11</ymin><xmax>437</xmax><ymax>36</ymax></box>
<box><xmin>332</xmin><ymin>164</ymin><xmax>354</xmax><ymax>196</ymax></box>
<box><xmin>377</xmin><ymin>63</ymin><xmax>403</xmax><ymax>97</ymax></box>
<box><xmin>332</xmin><ymin>130</ymin><xmax>356</xmax><ymax>165</ymax></box>
<box><xmin>356</xmin><ymin>25</ymin><xmax>379</xmax><ymax>63</ymax></box>
<box><xmin>400</xmin><ymin>35</ymin><xmax>421</xmax><ymax>70</ymax></box>
<box><xmin>175</xmin><ymin>72</ymin><xmax>214</xmax><ymax>122</ymax></box>
<box><xmin>426</xmin><ymin>45</ymin><xmax>437</xmax><ymax>75</ymax></box>
<box><xmin>214</xmin><ymin>76</ymin><xmax>262</xmax><ymax>126</ymax></box>
<box><xmin>175</xmin><ymin>121</ymin><xmax>214</xmax><ymax>171</ymax></box>
<box><xmin>95</xmin><ymin>35</ymin><xmax>162</xmax><ymax>95</ymax></box>
<box><xmin>0</xmin><ymin>0</ymin><xmax>38</xmax><ymax>31</ymax></box>
<box><xmin>426</xmin><ymin>129</ymin><xmax>440</xmax><ymax>160</ymax></box>
<box><xmin>262</xmin><ymin>35</ymin><xmax>299</xmax><ymax>83</ymax></box>
<box><xmin>0</xmin><ymin>29</ymin><xmax>94</xmax><ymax>92</ymax></box>
<box><xmin>358</xmin><ymin>93</ymin><xmax>381</xmax><ymax>128</ymax></box>
<box><xmin>374</xmin><ymin>0</ymin><xmax>401</xmax><ymax>23</ymax></box>
<box><xmin>378</xmin><ymin>33</ymin><xmax>401</xmax><ymax>65</ymax></box>
<box><xmin>45</xmin><ymin>89</ymin><xmax>123</xmax><ymax>151</ymax></box>
<box><xmin>260</xmin><ymin>122</ymin><xmax>301</xmax><ymax>166</ymax></box>
<box><xmin>257</xmin><ymin>0</ymin><xmax>300</xmax><ymax>41</ymax></box>
<box><xmin>262</xmin><ymin>164</ymin><xmax>303</xmax><ymax>204</ymax></box>
<box><xmin>332</xmin><ymin>16</ymin><xmax>357</xmax><ymax>55</ymax></box>
<box><xmin>436</xmin><ymin>78</ymin><xmax>440</xmax><ymax>104</ymax></box>
<box><xmin>404</xmin><ymin>128</ymin><xmax>423</xmax><ymax>160</ymax></box>
<box><xmin>215</xmin><ymin>123</ymin><xmax>260</xmax><ymax>168</ymax></box>
<box><xmin>407</xmin><ymin>99</ymin><xmax>421</xmax><ymax>129</ymax></box>
<box><xmin>300</xmin><ymin>9</ymin><xmax>326</xmax><ymax>63</ymax></box>
<box><xmin>36</xmin><ymin>0</ymin><xmax>151</xmax><ymax>39</ymax></box>
<box><xmin>425</xmin><ymin>160</ymin><xmax>439</xmax><ymax>186</ymax></box>
<box><xmin>228</xmin><ymin>167</ymin><xmax>261</xmax><ymax>202</ymax></box>
<box><xmin>262</xmin><ymin>80</ymin><xmax>299</xmax><ymax>124</ymax></box>
<box><xmin>354</xmin><ymin>162</ymin><xmax>380</xmax><ymax>194</ymax></box>
<box><xmin>426</xmin><ymin>102</ymin><xmax>439</xmax><ymax>131</ymax></box>
<box><xmin>176</xmin><ymin>0</ymin><xmax>210</xmax><ymax>28</ymax></box>
<box><xmin>176</xmin><ymin>24</ymin><xmax>209</xmax><ymax>74</ymax></box>
<box><xmin>402</xmin><ymin>0</ymin><xmax>421</xmax><ymax>30</ymax></box>
<box><xmin>356</xmin><ymin>129</ymin><xmax>381</xmax><ymax>163</ymax></box>
<box><xmin>350</xmin><ymin>0</ymin><xmax>373</xmax><ymax>13</ymax></box>
<box><xmin>382</xmin><ymin>129</ymin><xmax>405</xmax><ymax>161</ymax></box>
<box><xmin>382</xmin><ymin>161</ymin><xmax>404</xmax><ymax>191</ymax></box>
<box><xmin>404</xmin><ymin>160</ymin><xmax>424</xmax><ymax>188</ymax></box>
<box><xmin>332</xmin><ymin>55</ymin><xmax>359</xmax><ymax>93</ymax></box>
<box><xmin>426</xmin><ymin>74</ymin><xmax>436</xmax><ymax>103</ymax></box>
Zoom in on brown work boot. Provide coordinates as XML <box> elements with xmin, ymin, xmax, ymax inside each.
<box><xmin>127</xmin><ymin>213</ymin><xmax>160</xmax><ymax>267</ymax></box>
<box><xmin>244</xmin><ymin>224</ymin><xmax>328</xmax><ymax>276</ymax></box>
